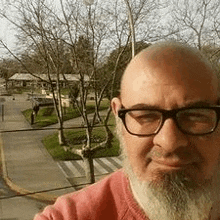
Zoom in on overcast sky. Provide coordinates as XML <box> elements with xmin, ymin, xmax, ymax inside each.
<box><xmin>0</xmin><ymin>16</ymin><xmax>17</xmax><ymax>58</ymax></box>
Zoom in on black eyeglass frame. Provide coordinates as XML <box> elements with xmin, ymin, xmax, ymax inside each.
<box><xmin>118</xmin><ymin>106</ymin><xmax>220</xmax><ymax>136</ymax></box>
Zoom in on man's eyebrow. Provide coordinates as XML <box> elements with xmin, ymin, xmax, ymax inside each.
<box><xmin>128</xmin><ymin>103</ymin><xmax>161</xmax><ymax>109</ymax></box>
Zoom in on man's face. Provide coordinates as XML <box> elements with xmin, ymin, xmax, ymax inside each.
<box><xmin>112</xmin><ymin>52</ymin><xmax>220</xmax><ymax>186</ymax></box>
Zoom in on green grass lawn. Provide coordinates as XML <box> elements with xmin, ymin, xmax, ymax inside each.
<box><xmin>22</xmin><ymin>99</ymin><xmax>120</xmax><ymax>160</ymax></box>
<box><xmin>43</xmin><ymin>120</ymin><xmax>120</xmax><ymax>161</ymax></box>
<box><xmin>22</xmin><ymin>99</ymin><xmax>110</xmax><ymax>128</ymax></box>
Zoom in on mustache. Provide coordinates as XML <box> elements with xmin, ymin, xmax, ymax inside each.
<box><xmin>146</xmin><ymin>146</ymin><xmax>204</xmax><ymax>163</ymax></box>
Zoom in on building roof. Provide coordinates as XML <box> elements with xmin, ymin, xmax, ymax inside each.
<box><xmin>9</xmin><ymin>73</ymin><xmax>89</xmax><ymax>82</ymax></box>
<box><xmin>9</xmin><ymin>73</ymin><xmax>36</xmax><ymax>81</ymax></box>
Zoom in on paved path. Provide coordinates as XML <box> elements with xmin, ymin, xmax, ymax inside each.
<box><xmin>46</xmin><ymin>107</ymin><xmax>109</xmax><ymax>129</ymax></box>
<box><xmin>0</xmin><ymin>94</ymin><xmax>74</xmax><ymax>201</ymax></box>
<box><xmin>0</xmin><ymin>93</ymin><xmax>121</xmax><ymax>201</ymax></box>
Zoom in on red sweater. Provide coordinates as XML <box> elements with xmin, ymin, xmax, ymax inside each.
<box><xmin>34</xmin><ymin>169</ymin><xmax>148</xmax><ymax>220</ymax></box>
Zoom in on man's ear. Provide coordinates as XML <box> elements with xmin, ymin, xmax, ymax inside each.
<box><xmin>111</xmin><ymin>97</ymin><xmax>121</xmax><ymax>116</ymax></box>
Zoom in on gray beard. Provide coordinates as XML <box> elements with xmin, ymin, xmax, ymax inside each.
<box><xmin>116</xmin><ymin>119</ymin><xmax>220</xmax><ymax>220</ymax></box>
<box><xmin>124</xmin><ymin>155</ymin><xmax>214</xmax><ymax>220</ymax></box>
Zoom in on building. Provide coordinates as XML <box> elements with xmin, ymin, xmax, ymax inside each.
<box><xmin>8</xmin><ymin>73</ymin><xmax>89</xmax><ymax>89</ymax></box>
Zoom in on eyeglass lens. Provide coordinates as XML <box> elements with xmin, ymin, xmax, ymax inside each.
<box><xmin>176</xmin><ymin>109</ymin><xmax>217</xmax><ymax>134</ymax></box>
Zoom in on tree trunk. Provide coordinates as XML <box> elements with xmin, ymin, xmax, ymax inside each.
<box><xmin>56</xmin><ymin>75</ymin><xmax>66</xmax><ymax>145</ymax></box>
<box><xmin>58</xmin><ymin>127</ymin><xmax>65</xmax><ymax>146</ymax></box>
<box><xmin>82</xmin><ymin>149</ymin><xmax>95</xmax><ymax>184</ymax></box>
<box><xmin>57</xmin><ymin>108</ymin><xmax>65</xmax><ymax>145</ymax></box>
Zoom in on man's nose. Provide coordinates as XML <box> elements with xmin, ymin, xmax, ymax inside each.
<box><xmin>153</xmin><ymin>118</ymin><xmax>189</xmax><ymax>152</ymax></box>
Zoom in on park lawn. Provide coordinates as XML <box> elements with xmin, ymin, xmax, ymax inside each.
<box><xmin>43</xmin><ymin>117</ymin><xmax>120</xmax><ymax>161</ymax></box>
<box><xmin>22</xmin><ymin>99</ymin><xmax>110</xmax><ymax>128</ymax></box>
<box><xmin>23</xmin><ymin>98</ymin><xmax>120</xmax><ymax>160</ymax></box>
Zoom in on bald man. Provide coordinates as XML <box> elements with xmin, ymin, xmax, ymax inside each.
<box><xmin>34</xmin><ymin>41</ymin><xmax>220</xmax><ymax>220</ymax></box>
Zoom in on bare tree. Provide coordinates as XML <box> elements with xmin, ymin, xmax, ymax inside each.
<box><xmin>58</xmin><ymin>0</ymin><xmax>159</xmax><ymax>183</ymax></box>
<box><xmin>0</xmin><ymin>0</ymin><xmax>68</xmax><ymax>145</ymax></box>
<box><xmin>170</xmin><ymin>0</ymin><xmax>220</xmax><ymax>50</ymax></box>
<box><xmin>210</xmin><ymin>4</ymin><xmax>220</xmax><ymax>64</ymax></box>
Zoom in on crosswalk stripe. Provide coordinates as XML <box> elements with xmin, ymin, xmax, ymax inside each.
<box><xmin>57</xmin><ymin>157</ymin><xmax>122</xmax><ymax>178</ymax></box>
<box><xmin>93</xmin><ymin>163</ymin><xmax>101</xmax><ymax>175</ymax></box>
<box><xmin>105</xmin><ymin>157</ymin><xmax>122</xmax><ymax>169</ymax></box>
<box><xmin>66</xmin><ymin>161</ymin><xmax>83</xmax><ymax>177</ymax></box>
<box><xmin>95</xmin><ymin>158</ymin><xmax>114</xmax><ymax>173</ymax></box>
<box><xmin>57</xmin><ymin>161</ymin><xmax>74</xmax><ymax>177</ymax></box>
<box><xmin>71</xmin><ymin>160</ymin><xmax>85</xmax><ymax>176</ymax></box>
<box><xmin>112</xmin><ymin>156</ymin><xmax>123</xmax><ymax>165</ymax></box>
<box><xmin>93</xmin><ymin>159</ymin><xmax>106</xmax><ymax>175</ymax></box>
<box><xmin>98</xmin><ymin>158</ymin><xmax>119</xmax><ymax>171</ymax></box>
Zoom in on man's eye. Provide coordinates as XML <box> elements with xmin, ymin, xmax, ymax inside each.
<box><xmin>137</xmin><ymin>114</ymin><xmax>159</xmax><ymax>121</ymax></box>
<box><xmin>179</xmin><ymin>109</ymin><xmax>216</xmax><ymax>123</ymax></box>
<box><xmin>129</xmin><ymin>111</ymin><xmax>161</xmax><ymax>122</ymax></box>
<box><xmin>182</xmin><ymin>113</ymin><xmax>210</xmax><ymax>122</ymax></box>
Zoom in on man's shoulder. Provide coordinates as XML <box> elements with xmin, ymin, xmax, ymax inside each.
<box><xmin>61</xmin><ymin>169</ymin><xmax>125</xmax><ymax>201</ymax></box>
<box><xmin>35</xmin><ymin>169</ymin><xmax>149</xmax><ymax>220</ymax></box>
<box><xmin>51</xmin><ymin>169</ymin><xmax>129</xmax><ymax>219</ymax></box>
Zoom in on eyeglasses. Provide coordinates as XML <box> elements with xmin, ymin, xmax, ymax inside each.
<box><xmin>118</xmin><ymin>106</ymin><xmax>220</xmax><ymax>136</ymax></box>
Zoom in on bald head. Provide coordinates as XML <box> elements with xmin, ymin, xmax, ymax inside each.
<box><xmin>120</xmin><ymin>41</ymin><xmax>218</xmax><ymax>100</ymax></box>
<box><xmin>111</xmin><ymin>41</ymin><xmax>220</xmax><ymax>220</ymax></box>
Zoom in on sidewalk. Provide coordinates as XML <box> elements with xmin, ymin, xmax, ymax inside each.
<box><xmin>0</xmin><ymin>94</ymin><xmax>75</xmax><ymax>203</ymax></box>
<box><xmin>0</xmin><ymin>94</ymin><xmax>117</xmax><ymax>203</ymax></box>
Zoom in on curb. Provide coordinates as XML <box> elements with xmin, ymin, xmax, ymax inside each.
<box><xmin>0</xmin><ymin>133</ymin><xmax>57</xmax><ymax>204</ymax></box>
